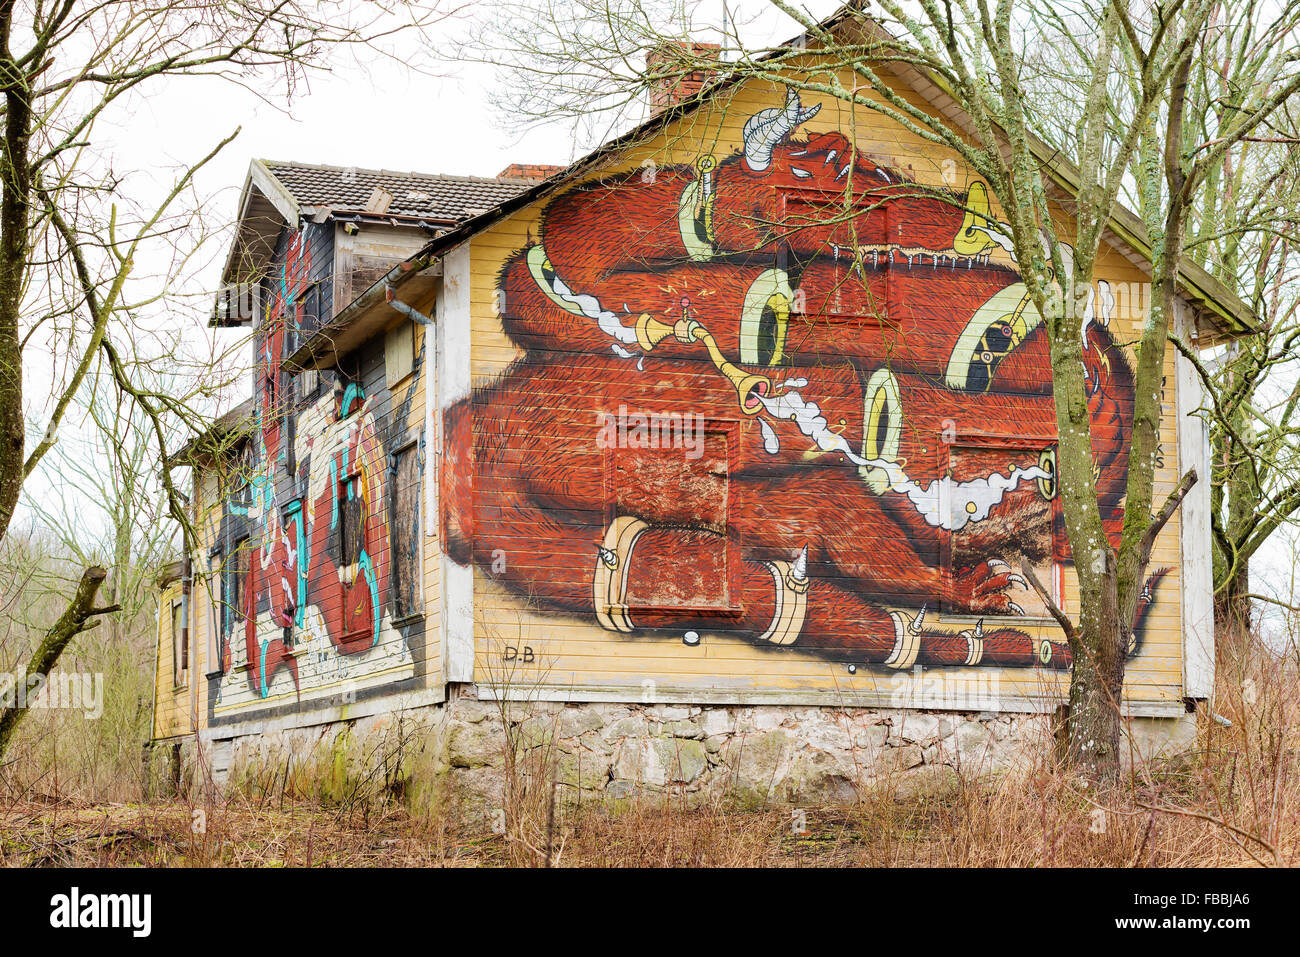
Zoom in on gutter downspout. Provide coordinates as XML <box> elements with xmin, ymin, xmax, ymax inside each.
<box><xmin>385</xmin><ymin>283</ymin><xmax>435</xmax><ymax>327</ymax></box>
<box><xmin>283</xmin><ymin>253</ymin><xmax>437</xmax><ymax>373</ymax></box>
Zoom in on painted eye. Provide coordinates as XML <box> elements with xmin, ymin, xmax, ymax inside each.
<box><xmin>740</xmin><ymin>269</ymin><xmax>794</xmax><ymax>366</ymax></box>
<box><xmin>943</xmin><ymin>283</ymin><xmax>1038</xmax><ymax>393</ymax></box>
<box><xmin>859</xmin><ymin>368</ymin><xmax>902</xmax><ymax>494</ymax></box>
<box><xmin>1037</xmin><ymin>446</ymin><xmax>1057</xmax><ymax>500</ymax></box>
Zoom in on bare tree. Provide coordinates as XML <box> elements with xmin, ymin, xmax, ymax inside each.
<box><xmin>0</xmin><ymin>0</ymin><xmax>452</xmax><ymax>760</ymax></box>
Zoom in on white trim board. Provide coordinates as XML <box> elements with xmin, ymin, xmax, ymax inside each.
<box><xmin>1175</xmin><ymin>305</ymin><xmax>1216</xmax><ymax>699</ymax></box>
<box><xmin>437</xmin><ymin>240</ymin><xmax>475</xmax><ymax>683</ymax></box>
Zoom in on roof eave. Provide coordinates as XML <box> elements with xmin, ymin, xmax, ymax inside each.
<box><xmin>283</xmin><ymin>255</ymin><xmax>442</xmax><ymax>373</ymax></box>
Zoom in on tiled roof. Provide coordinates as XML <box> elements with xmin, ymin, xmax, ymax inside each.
<box><xmin>261</xmin><ymin>160</ymin><xmax>534</xmax><ymax>222</ymax></box>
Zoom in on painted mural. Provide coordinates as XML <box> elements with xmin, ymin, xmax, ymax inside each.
<box><xmin>211</xmin><ymin>227</ymin><xmax>422</xmax><ymax>716</ymax></box>
<box><xmin>445</xmin><ymin>88</ymin><xmax>1165</xmax><ymax>674</ymax></box>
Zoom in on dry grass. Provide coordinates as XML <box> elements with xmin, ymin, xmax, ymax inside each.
<box><xmin>1</xmin><ymin>751</ymin><xmax>1291</xmax><ymax>868</ymax></box>
<box><xmin>2</xmin><ymin>618</ymin><xmax>1295</xmax><ymax>868</ymax></box>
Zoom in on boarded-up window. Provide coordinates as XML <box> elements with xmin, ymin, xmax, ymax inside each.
<box><xmin>943</xmin><ymin>443</ymin><xmax>1059</xmax><ymax>618</ymax></box>
<box><xmin>297</xmin><ymin>368</ymin><xmax>320</xmax><ymax>404</ymax></box>
<box><xmin>299</xmin><ymin>282</ymin><xmax>322</xmax><ymax>336</ymax></box>
<box><xmin>171</xmin><ymin>600</ymin><xmax>187</xmax><ymax>687</ymax></box>
<box><xmin>231</xmin><ymin>537</ymin><xmax>250</xmax><ymax>625</ymax></box>
<box><xmin>283</xmin><ymin>500</ymin><xmax>303</xmax><ymax>647</ymax></box>
<box><xmin>778</xmin><ymin>186</ymin><xmax>891</xmax><ymax>324</ymax></box>
<box><xmin>339</xmin><ymin>476</ymin><xmax>364</xmax><ymax>569</ymax></box>
<box><xmin>207</xmin><ymin>552</ymin><xmax>223</xmax><ymax>675</ymax></box>
<box><xmin>385</xmin><ymin>319</ymin><xmax>415</xmax><ymax>388</ymax></box>
<box><xmin>609</xmin><ymin>424</ymin><xmax>736</xmax><ymax>612</ymax></box>
<box><xmin>391</xmin><ymin>443</ymin><xmax>421</xmax><ymax>619</ymax></box>
<box><xmin>338</xmin><ymin>474</ymin><xmax>370</xmax><ymax>638</ymax></box>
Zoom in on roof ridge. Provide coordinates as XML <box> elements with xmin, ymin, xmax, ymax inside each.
<box><xmin>259</xmin><ymin>158</ymin><xmax>532</xmax><ymax>186</ymax></box>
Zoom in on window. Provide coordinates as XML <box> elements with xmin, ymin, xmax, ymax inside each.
<box><xmin>385</xmin><ymin>319</ymin><xmax>415</xmax><ymax>388</ymax></box>
<box><xmin>390</xmin><ymin>442</ymin><xmax>422</xmax><ymax>620</ymax></box>
<box><xmin>282</xmin><ymin>496</ymin><xmax>304</xmax><ymax>647</ymax></box>
<box><xmin>297</xmin><ymin>367</ymin><xmax>320</xmax><ymax>405</ymax></box>
<box><xmin>231</xmin><ymin>537</ymin><xmax>250</xmax><ymax>625</ymax></box>
<box><xmin>606</xmin><ymin>423</ymin><xmax>738</xmax><ymax>614</ymax></box>
<box><xmin>337</xmin><ymin>473</ymin><xmax>371</xmax><ymax>639</ymax></box>
<box><xmin>206</xmin><ymin>552</ymin><xmax>223</xmax><ymax>676</ymax></box>
<box><xmin>171</xmin><ymin>600</ymin><xmax>187</xmax><ymax>688</ymax></box>
<box><xmin>778</xmin><ymin>186</ymin><xmax>893</xmax><ymax>325</ymax></box>
<box><xmin>297</xmin><ymin>281</ymin><xmax>322</xmax><ymax>337</ymax></box>
<box><xmin>942</xmin><ymin>442</ymin><xmax>1060</xmax><ymax>619</ymax></box>
<box><xmin>339</xmin><ymin>475</ymin><xmax>364</xmax><ymax>569</ymax></box>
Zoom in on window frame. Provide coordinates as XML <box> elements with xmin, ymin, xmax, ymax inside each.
<box><xmin>938</xmin><ymin>432</ymin><xmax>1062</xmax><ymax>624</ymax></box>
<box><xmin>777</xmin><ymin>184</ymin><xmax>898</xmax><ymax>326</ymax></box>
<box><xmin>389</xmin><ymin>435</ymin><xmax>424</xmax><ymax>623</ymax></box>
<box><xmin>171</xmin><ymin>598</ymin><xmax>187</xmax><ymax>689</ymax></box>
<box><xmin>601</xmin><ymin>416</ymin><xmax>743</xmax><ymax>617</ymax></box>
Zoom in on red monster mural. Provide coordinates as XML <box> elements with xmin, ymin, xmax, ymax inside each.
<box><xmin>444</xmin><ymin>88</ymin><xmax>1147</xmax><ymax>673</ymax></box>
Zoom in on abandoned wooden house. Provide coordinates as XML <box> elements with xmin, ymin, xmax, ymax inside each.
<box><xmin>149</xmin><ymin>18</ymin><xmax>1249</xmax><ymax>800</ymax></box>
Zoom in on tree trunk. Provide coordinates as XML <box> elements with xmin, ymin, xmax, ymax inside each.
<box><xmin>0</xmin><ymin>566</ymin><xmax>114</xmax><ymax>760</ymax></box>
<box><xmin>1065</xmin><ymin>555</ymin><xmax>1126</xmax><ymax>784</ymax></box>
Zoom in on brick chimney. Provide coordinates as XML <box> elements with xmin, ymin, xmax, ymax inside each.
<box><xmin>645</xmin><ymin>41</ymin><xmax>722</xmax><ymax>114</ymax></box>
<box><xmin>497</xmin><ymin>163</ymin><xmax>565</xmax><ymax>183</ymax></box>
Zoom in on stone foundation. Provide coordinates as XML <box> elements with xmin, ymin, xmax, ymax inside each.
<box><xmin>160</xmin><ymin>691</ymin><xmax>1198</xmax><ymax>812</ymax></box>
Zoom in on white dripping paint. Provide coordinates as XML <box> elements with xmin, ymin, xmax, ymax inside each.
<box><xmin>756</xmin><ymin>388</ymin><xmax>1047</xmax><ymax>532</ymax></box>
<box><xmin>545</xmin><ymin>271</ymin><xmax>640</xmax><ymax>348</ymax></box>
<box><xmin>971</xmin><ymin>221</ymin><xmax>1015</xmax><ymax>253</ymax></box>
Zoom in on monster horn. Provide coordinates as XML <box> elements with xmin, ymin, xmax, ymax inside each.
<box><xmin>742</xmin><ymin>87</ymin><xmax>822</xmax><ymax>173</ymax></box>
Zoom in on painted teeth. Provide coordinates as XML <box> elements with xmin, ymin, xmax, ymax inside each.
<box><xmin>849</xmin><ymin>244</ymin><xmax>983</xmax><ymax>269</ymax></box>
<box><xmin>837</xmin><ymin>243</ymin><xmax>1001</xmax><ymax>269</ymax></box>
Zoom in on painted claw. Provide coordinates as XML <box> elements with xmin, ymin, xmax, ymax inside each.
<box><xmin>908</xmin><ymin>603</ymin><xmax>928</xmax><ymax>635</ymax></box>
<box><xmin>973</xmin><ymin>618</ymin><xmax>985</xmax><ymax>638</ymax></box>
<box><xmin>987</xmin><ymin>559</ymin><xmax>1011</xmax><ymax>572</ymax></box>
<box><xmin>1007</xmin><ymin>574</ymin><xmax>1028</xmax><ymax>590</ymax></box>
<box><xmin>791</xmin><ymin>545</ymin><xmax>809</xmax><ymax>582</ymax></box>
<box><xmin>1008</xmin><ymin>602</ymin><xmax>1026</xmax><ymax>616</ymax></box>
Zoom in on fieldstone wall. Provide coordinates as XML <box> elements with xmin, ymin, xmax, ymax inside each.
<box><xmin>173</xmin><ymin>692</ymin><xmax>1196</xmax><ymax>813</ymax></box>
<box><xmin>439</xmin><ymin>694</ymin><xmax>1047</xmax><ymax>810</ymax></box>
